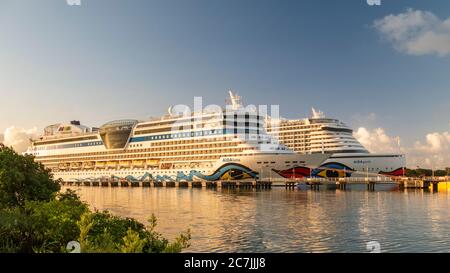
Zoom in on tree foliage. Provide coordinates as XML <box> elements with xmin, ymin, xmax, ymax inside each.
<box><xmin>406</xmin><ymin>168</ymin><xmax>450</xmax><ymax>177</ymax></box>
<box><xmin>0</xmin><ymin>144</ymin><xmax>190</xmax><ymax>253</ymax></box>
<box><xmin>0</xmin><ymin>190</ymin><xmax>89</xmax><ymax>253</ymax></box>
<box><xmin>77</xmin><ymin>211</ymin><xmax>191</xmax><ymax>253</ymax></box>
<box><xmin>0</xmin><ymin>144</ymin><xmax>60</xmax><ymax>208</ymax></box>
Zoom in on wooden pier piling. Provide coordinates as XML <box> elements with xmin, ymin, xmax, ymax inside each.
<box><xmin>285</xmin><ymin>181</ymin><xmax>296</xmax><ymax>189</ymax></box>
<box><xmin>166</xmin><ymin>181</ymin><xmax>176</xmax><ymax>188</ymax></box>
<box><xmin>367</xmin><ymin>182</ymin><xmax>376</xmax><ymax>191</ymax></box>
<box><xmin>338</xmin><ymin>181</ymin><xmax>347</xmax><ymax>190</ymax></box>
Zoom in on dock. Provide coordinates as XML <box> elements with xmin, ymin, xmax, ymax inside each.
<box><xmin>269</xmin><ymin>177</ymin><xmax>398</xmax><ymax>191</ymax></box>
<box><xmin>272</xmin><ymin>176</ymin><xmax>447</xmax><ymax>191</ymax></box>
<box><xmin>59</xmin><ymin>176</ymin><xmax>448</xmax><ymax>191</ymax></box>
<box><xmin>60</xmin><ymin>179</ymin><xmax>272</xmax><ymax>189</ymax></box>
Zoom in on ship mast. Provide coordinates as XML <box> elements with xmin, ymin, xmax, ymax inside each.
<box><xmin>228</xmin><ymin>90</ymin><xmax>243</xmax><ymax>110</ymax></box>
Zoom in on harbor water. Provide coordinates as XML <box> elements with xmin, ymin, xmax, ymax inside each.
<box><xmin>63</xmin><ymin>184</ymin><xmax>450</xmax><ymax>253</ymax></box>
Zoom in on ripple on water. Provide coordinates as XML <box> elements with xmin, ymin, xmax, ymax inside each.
<box><xmin>63</xmin><ymin>186</ymin><xmax>450</xmax><ymax>253</ymax></box>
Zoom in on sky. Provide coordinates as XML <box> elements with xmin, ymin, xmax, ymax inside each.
<box><xmin>1</xmin><ymin>0</ymin><xmax>450</xmax><ymax>168</ymax></box>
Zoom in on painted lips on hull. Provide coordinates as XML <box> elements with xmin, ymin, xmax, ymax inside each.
<box><xmin>274</xmin><ymin>163</ymin><xmax>407</xmax><ymax>179</ymax></box>
<box><xmin>273</xmin><ymin>162</ymin><xmax>355</xmax><ymax>179</ymax></box>
<box><xmin>379</xmin><ymin>168</ymin><xmax>406</xmax><ymax>176</ymax></box>
<box><xmin>272</xmin><ymin>167</ymin><xmax>312</xmax><ymax>179</ymax></box>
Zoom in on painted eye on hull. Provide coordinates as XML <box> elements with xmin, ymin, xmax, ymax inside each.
<box><xmin>316</xmin><ymin>170</ymin><xmax>349</xmax><ymax>178</ymax></box>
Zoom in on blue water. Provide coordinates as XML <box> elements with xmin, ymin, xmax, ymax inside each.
<box><xmin>64</xmin><ymin>184</ymin><xmax>450</xmax><ymax>253</ymax></box>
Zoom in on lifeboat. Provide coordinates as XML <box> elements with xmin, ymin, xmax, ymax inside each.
<box><xmin>119</xmin><ymin>160</ymin><xmax>131</xmax><ymax>168</ymax></box>
<box><xmin>58</xmin><ymin>163</ymin><xmax>70</xmax><ymax>170</ymax></box>
<box><xmin>146</xmin><ymin>159</ymin><xmax>160</xmax><ymax>167</ymax></box>
<box><xmin>132</xmin><ymin>160</ymin><xmax>144</xmax><ymax>167</ymax></box>
<box><xmin>70</xmin><ymin>162</ymin><xmax>82</xmax><ymax>169</ymax></box>
<box><xmin>95</xmin><ymin>161</ymin><xmax>106</xmax><ymax>169</ymax></box>
<box><xmin>107</xmin><ymin>161</ymin><xmax>118</xmax><ymax>168</ymax></box>
<box><xmin>82</xmin><ymin>161</ymin><xmax>95</xmax><ymax>169</ymax></box>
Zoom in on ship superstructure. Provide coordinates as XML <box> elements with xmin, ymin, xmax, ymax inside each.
<box><xmin>266</xmin><ymin>109</ymin><xmax>368</xmax><ymax>155</ymax></box>
<box><xmin>26</xmin><ymin>93</ymin><xmax>329</xmax><ymax>182</ymax></box>
<box><xmin>266</xmin><ymin>108</ymin><xmax>406</xmax><ymax>178</ymax></box>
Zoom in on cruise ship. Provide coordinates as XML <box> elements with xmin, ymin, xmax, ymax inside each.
<box><xmin>266</xmin><ymin>108</ymin><xmax>406</xmax><ymax>178</ymax></box>
<box><xmin>25</xmin><ymin>94</ymin><xmax>329</xmax><ymax>182</ymax></box>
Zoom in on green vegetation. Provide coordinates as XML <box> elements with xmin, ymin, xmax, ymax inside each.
<box><xmin>0</xmin><ymin>144</ymin><xmax>190</xmax><ymax>253</ymax></box>
<box><xmin>0</xmin><ymin>144</ymin><xmax>60</xmax><ymax>208</ymax></box>
<box><xmin>406</xmin><ymin>168</ymin><xmax>450</xmax><ymax>177</ymax></box>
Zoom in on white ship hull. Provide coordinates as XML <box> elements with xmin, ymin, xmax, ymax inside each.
<box><xmin>319</xmin><ymin>153</ymin><xmax>406</xmax><ymax>177</ymax></box>
<box><xmin>54</xmin><ymin>153</ymin><xmax>330</xmax><ymax>182</ymax></box>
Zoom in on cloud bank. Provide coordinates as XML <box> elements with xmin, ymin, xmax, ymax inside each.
<box><xmin>354</xmin><ymin>126</ymin><xmax>450</xmax><ymax>169</ymax></box>
<box><xmin>409</xmin><ymin>131</ymin><xmax>450</xmax><ymax>169</ymax></box>
<box><xmin>2</xmin><ymin>127</ymin><xmax>37</xmax><ymax>153</ymax></box>
<box><xmin>354</xmin><ymin>127</ymin><xmax>401</xmax><ymax>154</ymax></box>
<box><xmin>374</xmin><ymin>9</ymin><xmax>450</xmax><ymax>56</ymax></box>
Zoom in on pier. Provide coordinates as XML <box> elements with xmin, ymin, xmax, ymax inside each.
<box><xmin>59</xmin><ymin>176</ymin><xmax>448</xmax><ymax>191</ymax></box>
<box><xmin>271</xmin><ymin>176</ymin><xmax>448</xmax><ymax>191</ymax></box>
<box><xmin>398</xmin><ymin>177</ymin><xmax>447</xmax><ymax>192</ymax></box>
<box><xmin>60</xmin><ymin>179</ymin><xmax>272</xmax><ymax>189</ymax></box>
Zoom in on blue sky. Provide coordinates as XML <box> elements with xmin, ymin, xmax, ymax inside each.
<box><xmin>1</xmin><ymin>0</ymin><xmax>450</xmax><ymax>155</ymax></box>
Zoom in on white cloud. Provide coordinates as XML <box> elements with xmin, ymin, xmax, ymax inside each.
<box><xmin>409</xmin><ymin>131</ymin><xmax>450</xmax><ymax>169</ymax></box>
<box><xmin>414</xmin><ymin>132</ymin><xmax>450</xmax><ymax>152</ymax></box>
<box><xmin>2</xmin><ymin>127</ymin><xmax>37</xmax><ymax>153</ymax></box>
<box><xmin>354</xmin><ymin>127</ymin><xmax>401</xmax><ymax>154</ymax></box>
<box><xmin>374</xmin><ymin>9</ymin><xmax>450</xmax><ymax>56</ymax></box>
<box><xmin>354</xmin><ymin>126</ymin><xmax>450</xmax><ymax>169</ymax></box>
